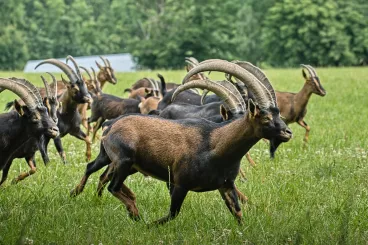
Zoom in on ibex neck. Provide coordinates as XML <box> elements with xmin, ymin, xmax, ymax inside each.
<box><xmin>295</xmin><ymin>83</ymin><xmax>313</xmax><ymax>109</ymax></box>
<box><xmin>210</xmin><ymin>115</ymin><xmax>259</xmax><ymax>161</ymax></box>
<box><xmin>97</xmin><ymin>71</ymin><xmax>107</xmax><ymax>89</ymax></box>
<box><xmin>59</xmin><ymin>92</ymin><xmax>78</xmax><ymax>114</ymax></box>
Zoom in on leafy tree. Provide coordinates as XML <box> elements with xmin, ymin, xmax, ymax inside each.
<box><xmin>263</xmin><ymin>0</ymin><xmax>367</xmax><ymax>66</ymax></box>
<box><xmin>0</xmin><ymin>0</ymin><xmax>28</xmax><ymax>70</ymax></box>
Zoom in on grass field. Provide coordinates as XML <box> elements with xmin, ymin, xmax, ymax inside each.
<box><xmin>0</xmin><ymin>67</ymin><xmax>367</xmax><ymax>244</ymax></box>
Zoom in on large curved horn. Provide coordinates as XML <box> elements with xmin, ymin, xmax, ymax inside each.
<box><xmin>183</xmin><ymin>60</ymin><xmax>273</xmax><ymax>109</ymax></box>
<box><xmin>66</xmin><ymin>55</ymin><xmax>82</xmax><ymax>81</ymax></box>
<box><xmin>9</xmin><ymin>77</ymin><xmax>43</xmax><ymax>106</ymax></box>
<box><xmin>232</xmin><ymin>61</ymin><xmax>277</xmax><ymax>106</ymax></box>
<box><xmin>0</xmin><ymin>78</ymin><xmax>40</xmax><ymax>110</ymax></box>
<box><xmin>35</xmin><ymin>59</ymin><xmax>78</xmax><ymax>84</ymax></box>
<box><xmin>79</xmin><ymin>66</ymin><xmax>93</xmax><ymax>81</ymax></box>
<box><xmin>185</xmin><ymin>57</ymin><xmax>207</xmax><ymax>80</ymax></box>
<box><xmin>173</xmin><ymin>79</ymin><xmax>246</xmax><ymax>113</ymax></box>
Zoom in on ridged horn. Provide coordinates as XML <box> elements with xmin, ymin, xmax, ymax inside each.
<box><xmin>9</xmin><ymin>77</ymin><xmax>43</xmax><ymax>106</ymax></box>
<box><xmin>0</xmin><ymin>78</ymin><xmax>40</xmax><ymax>110</ymax></box>
<box><xmin>183</xmin><ymin>60</ymin><xmax>273</xmax><ymax>109</ymax></box>
<box><xmin>173</xmin><ymin>79</ymin><xmax>246</xmax><ymax>113</ymax></box>
<box><xmin>35</xmin><ymin>59</ymin><xmax>78</xmax><ymax>84</ymax></box>
<box><xmin>232</xmin><ymin>61</ymin><xmax>277</xmax><ymax>106</ymax></box>
<box><xmin>185</xmin><ymin>57</ymin><xmax>207</xmax><ymax>81</ymax></box>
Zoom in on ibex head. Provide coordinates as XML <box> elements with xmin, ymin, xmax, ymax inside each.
<box><xmin>35</xmin><ymin>56</ymin><xmax>92</xmax><ymax>104</ymax></box>
<box><xmin>301</xmin><ymin>64</ymin><xmax>326</xmax><ymax>97</ymax></box>
<box><xmin>181</xmin><ymin>59</ymin><xmax>293</xmax><ymax>144</ymax></box>
<box><xmin>40</xmin><ymin>73</ymin><xmax>60</xmax><ymax>124</ymax></box>
<box><xmin>96</xmin><ymin>56</ymin><xmax>117</xmax><ymax>85</ymax></box>
<box><xmin>1</xmin><ymin>78</ymin><xmax>59</xmax><ymax>139</ymax></box>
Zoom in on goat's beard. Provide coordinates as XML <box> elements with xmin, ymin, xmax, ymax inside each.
<box><xmin>37</xmin><ymin>135</ymin><xmax>50</xmax><ymax>165</ymax></box>
<box><xmin>269</xmin><ymin>139</ymin><xmax>282</xmax><ymax>159</ymax></box>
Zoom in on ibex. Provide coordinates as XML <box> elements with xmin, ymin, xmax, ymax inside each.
<box><xmin>276</xmin><ymin>65</ymin><xmax>326</xmax><ymax>146</ymax></box>
<box><xmin>0</xmin><ymin>77</ymin><xmax>59</xmax><ymax>186</ymax></box>
<box><xmin>84</xmin><ymin>67</ymin><xmax>141</xmax><ymax>142</ymax></box>
<box><xmin>35</xmin><ymin>56</ymin><xmax>93</xmax><ymax>163</ymax></box>
<box><xmin>70</xmin><ymin>59</ymin><xmax>292</xmax><ymax>225</ymax></box>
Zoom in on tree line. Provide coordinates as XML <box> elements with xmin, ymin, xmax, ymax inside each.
<box><xmin>0</xmin><ymin>0</ymin><xmax>367</xmax><ymax>70</ymax></box>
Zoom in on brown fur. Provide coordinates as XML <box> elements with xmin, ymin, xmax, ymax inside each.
<box><xmin>139</xmin><ymin>97</ymin><xmax>160</xmax><ymax>114</ymax></box>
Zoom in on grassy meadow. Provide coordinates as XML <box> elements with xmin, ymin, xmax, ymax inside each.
<box><xmin>0</xmin><ymin>67</ymin><xmax>367</xmax><ymax>244</ymax></box>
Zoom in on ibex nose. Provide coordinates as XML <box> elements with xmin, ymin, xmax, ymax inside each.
<box><xmin>83</xmin><ymin>95</ymin><xmax>93</xmax><ymax>103</ymax></box>
<box><xmin>48</xmin><ymin>126</ymin><xmax>60</xmax><ymax>138</ymax></box>
<box><xmin>285</xmin><ymin>128</ymin><xmax>293</xmax><ymax>136</ymax></box>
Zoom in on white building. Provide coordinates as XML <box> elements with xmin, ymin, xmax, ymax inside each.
<box><xmin>23</xmin><ymin>53</ymin><xmax>136</xmax><ymax>73</ymax></box>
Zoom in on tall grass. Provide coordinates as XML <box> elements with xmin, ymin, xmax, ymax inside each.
<box><xmin>0</xmin><ymin>67</ymin><xmax>367</xmax><ymax>244</ymax></box>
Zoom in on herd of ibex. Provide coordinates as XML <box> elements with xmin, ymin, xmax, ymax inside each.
<box><xmin>0</xmin><ymin>56</ymin><xmax>326</xmax><ymax>225</ymax></box>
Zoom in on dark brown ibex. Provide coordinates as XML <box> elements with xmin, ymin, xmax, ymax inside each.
<box><xmin>71</xmin><ymin>59</ymin><xmax>292</xmax><ymax>225</ymax></box>
<box><xmin>35</xmin><ymin>56</ymin><xmax>93</xmax><ymax>163</ymax></box>
<box><xmin>0</xmin><ymin>77</ymin><xmax>59</xmax><ymax>186</ymax></box>
<box><xmin>276</xmin><ymin>65</ymin><xmax>326</xmax><ymax>144</ymax></box>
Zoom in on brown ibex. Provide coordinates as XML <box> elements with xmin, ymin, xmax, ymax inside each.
<box><xmin>0</xmin><ymin>77</ymin><xmax>59</xmax><ymax>186</ymax></box>
<box><xmin>84</xmin><ymin>67</ymin><xmax>141</xmax><ymax>142</ymax></box>
<box><xmin>276</xmin><ymin>65</ymin><xmax>326</xmax><ymax>144</ymax></box>
<box><xmin>71</xmin><ymin>59</ymin><xmax>292</xmax><ymax>225</ymax></box>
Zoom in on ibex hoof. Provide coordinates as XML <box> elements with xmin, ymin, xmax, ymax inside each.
<box><xmin>70</xmin><ymin>188</ymin><xmax>80</xmax><ymax>197</ymax></box>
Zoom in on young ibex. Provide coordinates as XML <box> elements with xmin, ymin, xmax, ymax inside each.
<box><xmin>85</xmin><ymin>67</ymin><xmax>140</xmax><ymax>142</ymax></box>
<box><xmin>138</xmin><ymin>74</ymin><xmax>167</xmax><ymax>114</ymax></box>
<box><xmin>71</xmin><ymin>59</ymin><xmax>292</xmax><ymax>225</ymax></box>
<box><xmin>0</xmin><ymin>77</ymin><xmax>59</xmax><ymax>186</ymax></box>
<box><xmin>276</xmin><ymin>65</ymin><xmax>326</xmax><ymax>145</ymax></box>
<box><xmin>35</xmin><ymin>56</ymin><xmax>93</xmax><ymax>163</ymax></box>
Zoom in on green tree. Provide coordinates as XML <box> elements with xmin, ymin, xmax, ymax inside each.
<box><xmin>262</xmin><ymin>0</ymin><xmax>367</xmax><ymax>66</ymax></box>
<box><xmin>0</xmin><ymin>0</ymin><xmax>28</xmax><ymax>70</ymax></box>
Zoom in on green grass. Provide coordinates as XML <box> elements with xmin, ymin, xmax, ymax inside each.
<box><xmin>0</xmin><ymin>67</ymin><xmax>367</xmax><ymax>244</ymax></box>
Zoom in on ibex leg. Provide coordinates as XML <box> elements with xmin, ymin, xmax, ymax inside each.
<box><xmin>71</xmin><ymin>129</ymin><xmax>92</xmax><ymax>161</ymax></box>
<box><xmin>298</xmin><ymin>120</ymin><xmax>310</xmax><ymax>143</ymax></box>
<box><xmin>219</xmin><ymin>183</ymin><xmax>243</xmax><ymax>224</ymax></box>
<box><xmin>13</xmin><ymin>156</ymin><xmax>37</xmax><ymax>184</ymax></box>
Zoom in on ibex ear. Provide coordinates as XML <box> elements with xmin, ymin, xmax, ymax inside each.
<box><xmin>95</xmin><ymin>61</ymin><xmax>103</xmax><ymax>70</ymax></box>
<box><xmin>248</xmin><ymin>99</ymin><xmax>259</xmax><ymax>118</ymax></box>
<box><xmin>220</xmin><ymin>104</ymin><xmax>229</xmax><ymax>121</ymax></box>
<box><xmin>302</xmin><ymin>69</ymin><xmax>309</xmax><ymax>80</ymax></box>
